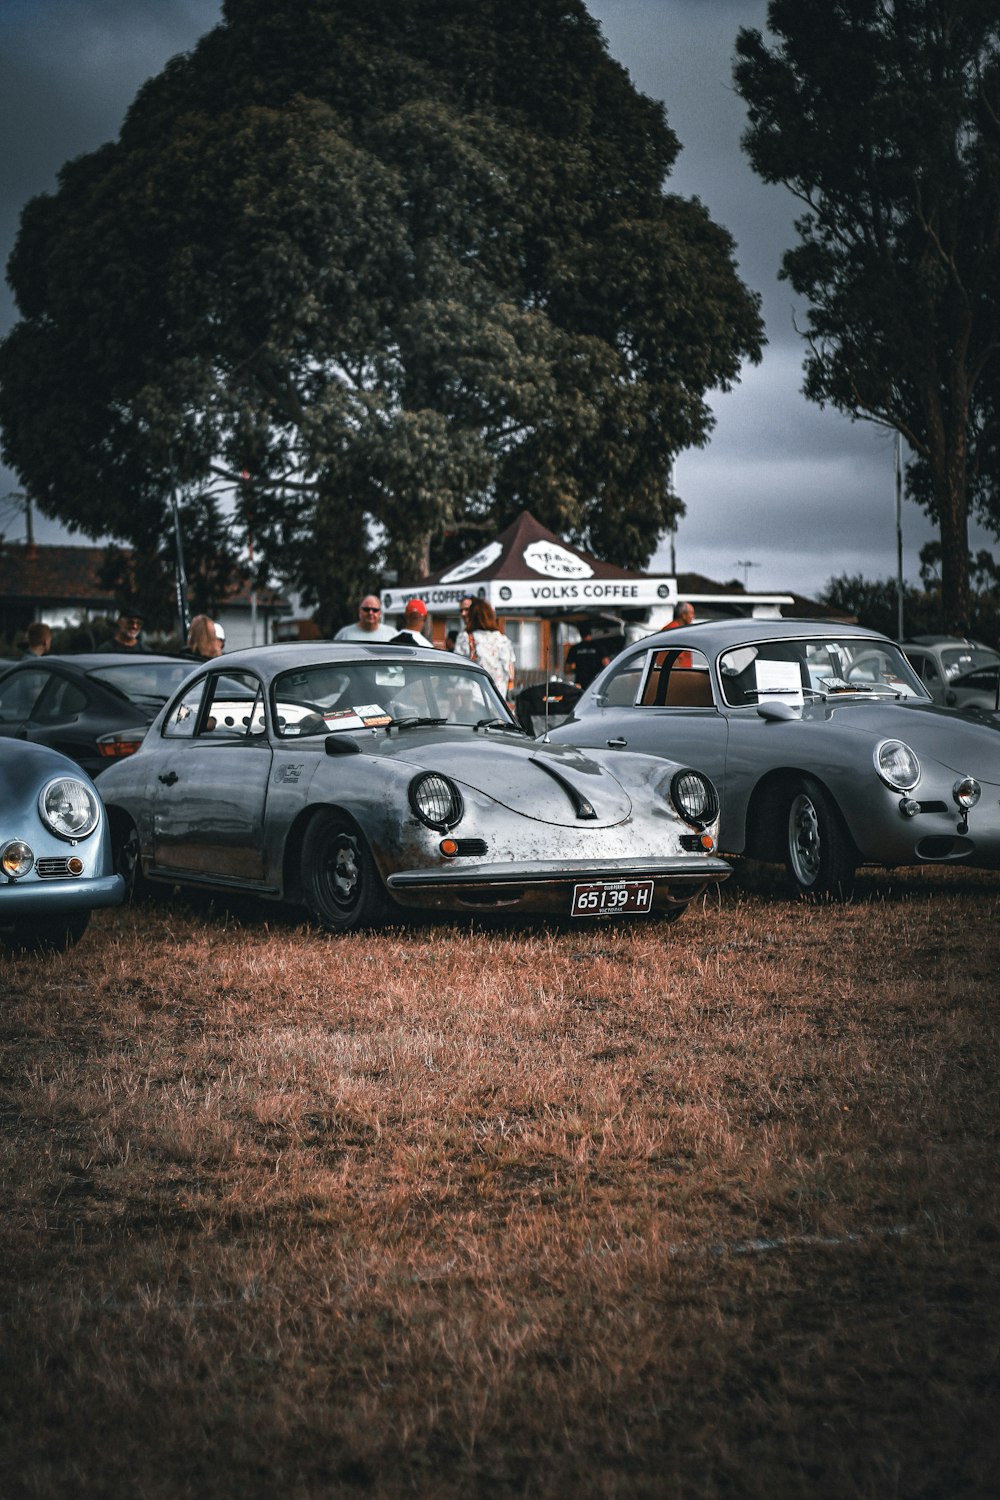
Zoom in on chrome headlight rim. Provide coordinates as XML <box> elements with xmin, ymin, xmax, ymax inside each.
<box><xmin>874</xmin><ymin>739</ymin><xmax>920</xmax><ymax>792</ymax></box>
<box><xmin>669</xmin><ymin>767</ymin><xmax>720</xmax><ymax>829</ymax></box>
<box><xmin>952</xmin><ymin>775</ymin><xmax>981</xmax><ymax>811</ymax></box>
<box><xmin>1</xmin><ymin>840</ymin><xmax>35</xmax><ymax>879</ymax></box>
<box><xmin>408</xmin><ymin>772</ymin><xmax>464</xmax><ymax>832</ymax></box>
<box><xmin>37</xmin><ymin>776</ymin><xmax>101</xmax><ymax>842</ymax></box>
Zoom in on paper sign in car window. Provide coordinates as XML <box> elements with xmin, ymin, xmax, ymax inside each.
<box><xmin>322</xmin><ymin>708</ymin><xmax>367</xmax><ymax>731</ymax></box>
<box><xmin>754</xmin><ymin>659</ymin><xmax>804</xmax><ymax>705</ymax></box>
<box><xmin>354</xmin><ymin>703</ymin><xmax>393</xmax><ymax>727</ymax></box>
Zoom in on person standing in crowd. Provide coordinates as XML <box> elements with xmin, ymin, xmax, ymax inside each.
<box><xmin>663</xmin><ymin>599</ymin><xmax>694</xmax><ymax>669</ymax></box>
<box><xmin>181</xmin><ymin>615</ymin><xmax>225</xmax><ymax>661</ymax></box>
<box><xmin>455</xmin><ymin>597</ymin><xmax>516</xmax><ymax>700</ymax></box>
<box><xmin>665</xmin><ymin>600</ymin><xmax>695</xmax><ymax>630</ymax></box>
<box><xmin>564</xmin><ymin>621</ymin><xmax>611</xmax><ymax>689</ymax></box>
<box><xmin>389</xmin><ymin>598</ymin><xmax>436</xmax><ymax>648</ymax></box>
<box><xmin>96</xmin><ymin>606</ymin><xmax>148</xmax><ymax>653</ymax></box>
<box><xmin>334</xmin><ymin>594</ymin><xmax>396</xmax><ymax>642</ymax></box>
<box><xmin>22</xmin><ymin>622</ymin><xmax>52</xmax><ymax>657</ymax></box>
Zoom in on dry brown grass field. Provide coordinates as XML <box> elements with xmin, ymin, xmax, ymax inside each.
<box><xmin>1</xmin><ymin>866</ymin><xmax>999</xmax><ymax>1499</ymax></box>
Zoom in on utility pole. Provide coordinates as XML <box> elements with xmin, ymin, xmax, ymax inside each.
<box><xmin>168</xmin><ymin>451</ymin><xmax>190</xmax><ymax>639</ymax></box>
<box><xmin>735</xmin><ymin>560</ymin><xmax>759</xmax><ymax>590</ymax></box>
<box><xmin>895</xmin><ymin>433</ymin><xmax>904</xmax><ymax>640</ymax></box>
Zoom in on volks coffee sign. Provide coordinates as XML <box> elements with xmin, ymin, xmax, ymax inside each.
<box><xmin>382</xmin><ymin>511</ymin><xmax>679</xmax><ymax>616</ymax></box>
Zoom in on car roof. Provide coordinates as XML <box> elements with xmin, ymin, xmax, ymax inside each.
<box><xmin>631</xmin><ymin>618</ymin><xmax>894</xmax><ymax>651</ymax></box>
<box><xmin>1</xmin><ymin>652</ymin><xmax>186</xmax><ymax>670</ymax></box>
<box><xmin>181</xmin><ymin>641</ymin><xmax>494</xmax><ymax>685</ymax></box>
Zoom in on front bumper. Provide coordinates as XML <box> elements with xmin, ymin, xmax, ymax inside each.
<box><xmin>385</xmin><ymin>855</ymin><xmax>731</xmax><ymax>914</ymax></box>
<box><xmin>0</xmin><ymin>873</ymin><xmax>125</xmax><ymax>925</ymax></box>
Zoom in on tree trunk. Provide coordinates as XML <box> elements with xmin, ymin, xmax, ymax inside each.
<box><xmin>935</xmin><ymin>456</ymin><xmax>971</xmax><ymax>636</ymax></box>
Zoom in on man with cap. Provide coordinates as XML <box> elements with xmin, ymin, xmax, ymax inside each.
<box><xmin>96</xmin><ymin>605</ymin><xmax>149</xmax><ymax>653</ymax></box>
<box><xmin>334</xmin><ymin>594</ymin><xmax>396</xmax><ymax>642</ymax></box>
<box><xmin>389</xmin><ymin>598</ymin><xmax>436</xmax><ymax>648</ymax></box>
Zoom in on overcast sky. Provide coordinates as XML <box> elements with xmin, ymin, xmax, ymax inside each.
<box><xmin>1</xmin><ymin>0</ymin><xmax>993</xmax><ymax>598</ymax></box>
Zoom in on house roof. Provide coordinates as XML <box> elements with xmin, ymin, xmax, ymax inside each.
<box><xmin>0</xmin><ymin>542</ymin><xmax>291</xmax><ymax>614</ymax></box>
<box><xmin>0</xmin><ymin>544</ymin><xmax>116</xmax><ymax>607</ymax></box>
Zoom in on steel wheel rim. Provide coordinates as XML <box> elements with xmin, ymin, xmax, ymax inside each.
<box><xmin>788</xmin><ymin>792</ymin><xmax>821</xmax><ymax>886</ymax></box>
<box><xmin>323</xmin><ymin>831</ymin><xmax>361</xmax><ymax>912</ymax></box>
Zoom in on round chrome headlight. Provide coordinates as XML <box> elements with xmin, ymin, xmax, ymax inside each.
<box><xmin>669</xmin><ymin>768</ymin><xmax>720</xmax><ymax>828</ymax></box>
<box><xmin>874</xmin><ymin>740</ymin><xmax>920</xmax><ymax>792</ymax></box>
<box><xmin>1</xmin><ymin>841</ymin><xmax>35</xmax><ymax>878</ymax></box>
<box><xmin>38</xmin><ymin>777</ymin><xmax>101</xmax><ymax>841</ymax></box>
<box><xmin>409</xmin><ymin>772</ymin><xmax>464</xmax><ymax>831</ymax></box>
<box><xmin>953</xmin><ymin>776</ymin><xmax>981</xmax><ymax>810</ymax></box>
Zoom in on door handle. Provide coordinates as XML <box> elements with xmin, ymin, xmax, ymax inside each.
<box><xmin>158</xmin><ymin>770</ymin><xmax>179</xmax><ymax>786</ymax></box>
<box><xmin>606</xmin><ymin>737</ymin><xmax>627</xmax><ymax>749</ymax></box>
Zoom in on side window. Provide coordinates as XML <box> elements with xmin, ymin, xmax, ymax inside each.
<box><xmin>0</xmin><ymin>668</ymin><xmax>49</xmax><ymax>723</ymax></box>
<box><xmin>599</xmin><ymin>656</ymin><xmax>645</xmax><ymax>707</ymax></box>
<box><xmin>638</xmin><ymin>648</ymin><xmax>713</xmax><ymax>708</ymax></box>
<box><xmin>32</xmin><ymin>675</ymin><xmax>89</xmax><ymax>724</ymax></box>
<box><xmin>163</xmin><ymin>679</ymin><xmax>208</xmax><ymax>738</ymax></box>
<box><xmin>201</xmin><ymin>672</ymin><xmax>267</xmax><ymax>739</ymax></box>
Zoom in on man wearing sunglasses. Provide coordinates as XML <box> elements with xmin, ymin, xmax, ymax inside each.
<box><xmin>334</xmin><ymin>593</ymin><xmax>396</xmax><ymax>642</ymax></box>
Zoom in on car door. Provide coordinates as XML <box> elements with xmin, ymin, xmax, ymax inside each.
<box><xmin>588</xmin><ymin>644</ymin><xmax>731</xmax><ymax>796</ymax></box>
<box><xmin>149</xmin><ymin>669</ymin><xmax>274</xmax><ymax>884</ymax></box>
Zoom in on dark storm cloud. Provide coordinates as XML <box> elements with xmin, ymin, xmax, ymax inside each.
<box><xmin>1</xmin><ymin>0</ymin><xmax>992</xmax><ymax>593</ymax></box>
<box><xmin>0</xmin><ymin>0</ymin><xmax>222</xmax><ymax>531</ymax></box>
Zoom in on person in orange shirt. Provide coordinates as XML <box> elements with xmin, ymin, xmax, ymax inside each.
<box><xmin>663</xmin><ymin>600</ymin><xmax>695</xmax><ymax>668</ymax></box>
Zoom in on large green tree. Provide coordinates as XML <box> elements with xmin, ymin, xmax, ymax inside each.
<box><xmin>735</xmin><ymin>0</ymin><xmax>1000</xmax><ymax>634</ymax></box>
<box><xmin>1</xmin><ymin>0</ymin><xmax>763</xmax><ymax>624</ymax></box>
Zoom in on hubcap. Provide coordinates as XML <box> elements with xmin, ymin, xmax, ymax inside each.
<box><xmin>330</xmin><ymin>835</ymin><xmax>360</xmax><ymax>906</ymax></box>
<box><xmin>788</xmin><ymin>793</ymin><xmax>821</xmax><ymax>886</ymax></box>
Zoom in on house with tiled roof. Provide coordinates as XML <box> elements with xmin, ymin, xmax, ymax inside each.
<box><xmin>0</xmin><ymin>542</ymin><xmax>291</xmax><ymax>651</ymax></box>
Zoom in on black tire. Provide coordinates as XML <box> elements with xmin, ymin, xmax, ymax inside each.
<box><xmin>784</xmin><ymin>776</ymin><xmax>856</xmax><ymax>899</ymax></box>
<box><xmin>300</xmin><ymin>812</ymin><xmax>392</xmax><ymax>933</ymax></box>
<box><xmin>9</xmin><ymin>911</ymin><xmax>90</xmax><ymax>954</ymax></box>
<box><xmin>113</xmin><ymin>816</ymin><xmax>154</xmax><ymax>902</ymax></box>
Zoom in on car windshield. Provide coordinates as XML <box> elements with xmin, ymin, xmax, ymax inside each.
<box><xmin>272</xmin><ymin>658</ymin><xmax>511</xmax><ymax>737</ymax></box>
<box><xmin>89</xmin><ymin>661</ymin><xmax>195</xmax><ymax>707</ymax></box>
<box><xmin>940</xmin><ymin>646</ymin><xmax>1000</xmax><ymax>678</ymax></box>
<box><xmin>718</xmin><ymin>637</ymin><xmax>925</xmax><ymax>707</ymax></box>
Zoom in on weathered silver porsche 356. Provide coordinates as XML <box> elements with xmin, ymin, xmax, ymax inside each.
<box><xmin>98</xmin><ymin>642</ymin><xmax>730</xmax><ymax>930</ymax></box>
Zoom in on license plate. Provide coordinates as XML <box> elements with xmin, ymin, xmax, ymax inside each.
<box><xmin>571</xmin><ymin>879</ymin><xmax>655</xmax><ymax>917</ymax></box>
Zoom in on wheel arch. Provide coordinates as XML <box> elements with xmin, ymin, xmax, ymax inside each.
<box><xmin>744</xmin><ymin>767</ymin><xmax>860</xmax><ymax>865</ymax></box>
<box><xmin>281</xmin><ymin>801</ymin><xmax>370</xmax><ymax>906</ymax></box>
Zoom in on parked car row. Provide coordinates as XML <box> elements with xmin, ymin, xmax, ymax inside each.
<box><xmin>3</xmin><ymin>622</ymin><xmax>998</xmax><ymax>951</ymax></box>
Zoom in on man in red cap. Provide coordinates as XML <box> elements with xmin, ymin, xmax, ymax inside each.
<box><xmin>389</xmin><ymin>598</ymin><xmax>436</xmax><ymax>648</ymax></box>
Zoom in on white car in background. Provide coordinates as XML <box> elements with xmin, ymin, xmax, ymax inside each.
<box><xmin>900</xmin><ymin>636</ymin><xmax>1000</xmax><ymax>712</ymax></box>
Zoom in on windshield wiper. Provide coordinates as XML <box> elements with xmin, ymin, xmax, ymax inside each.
<box><xmin>387</xmin><ymin>716</ymin><xmax>448</xmax><ymax>732</ymax></box>
<box><xmin>474</xmin><ymin>717</ymin><xmax>525</xmax><ymax>733</ymax></box>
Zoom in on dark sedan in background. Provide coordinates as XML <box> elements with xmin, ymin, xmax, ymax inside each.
<box><xmin>0</xmin><ymin>654</ymin><xmax>195</xmax><ymax>777</ymax></box>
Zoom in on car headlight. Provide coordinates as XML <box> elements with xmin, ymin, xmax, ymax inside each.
<box><xmin>874</xmin><ymin>739</ymin><xmax>920</xmax><ymax>791</ymax></box>
<box><xmin>408</xmin><ymin>772</ymin><xmax>464</xmax><ymax>831</ymax></box>
<box><xmin>1</xmin><ymin>841</ymin><xmax>34</xmax><ymax>878</ymax></box>
<box><xmin>953</xmin><ymin>776</ymin><xmax>981</xmax><ymax>810</ymax></box>
<box><xmin>38</xmin><ymin>777</ymin><xmax>101</xmax><ymax>841</ymax></box>
<box><xmin>669</xmin><ymin>768</ymin><xmax>720</xmax><ymax>828</ymax></box>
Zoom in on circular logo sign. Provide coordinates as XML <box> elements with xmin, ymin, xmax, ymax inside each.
<box><xmin>522</xmin><ymin>540</ymin><xmax>593</xmax><ymax>579</ymax></box>
<box><xmin>439</xmin><ymin>542</ymin><xmax>503</xmax><ymax>583</ymax></box>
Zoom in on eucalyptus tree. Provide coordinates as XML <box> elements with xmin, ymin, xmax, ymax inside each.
<box><xmin>735</xmin><ymin>0</ymin><xmax>1000</xmax><ymax>633</ymax></box>
<box><xmin>1</xmin><ymin>0</ymin><xmax>763</xmax><ymax>620</ymax></box>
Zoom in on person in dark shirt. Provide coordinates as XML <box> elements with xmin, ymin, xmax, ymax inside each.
<box><xmin>95</xmin><ymin>607</ymin><xmax>149</xmax><ymax>654</ymax></box>
<box><xmin>565</xmin><ymin>624</ymin><xmax>609</xmax><ymax>688</ymax></box>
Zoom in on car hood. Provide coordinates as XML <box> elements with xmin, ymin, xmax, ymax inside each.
<box><xmin>797</xmin><ymin>697</ymin><xmax>1000</xmax><ymax>785</ymax></box>
<box><xmin>375</xmin><ymin>733</ymin><xmax>633</xmax><ymax>826</ymax></box>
